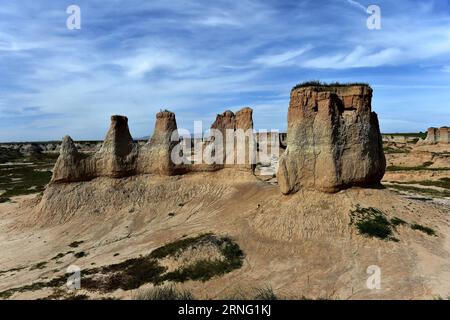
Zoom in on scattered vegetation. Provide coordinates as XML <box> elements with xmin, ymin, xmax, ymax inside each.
<box><xmin>390</xmin><ymin>217</ymin><xmax>408</xmax><ymax>227</ymax></box>
<box><xmin>68</xmin><ymin>241</ymin><xmax>84</xmax><ymax>248</ymax></box>
<box><xmin>133</xmin><ymin>286</ymin><xmax>194</xmax><ymax>300</ymax></box>
<box><xmin>30</xmin><ymin>261</ymin><xmax>47</xmax><ymax>271</ymax></box>
<box><xmin>51</xmin><ymin>251</ymin><xmax>74</xmax><ymax>260</ymax></box>
<box><xmin>152</xmin><ymin>233</ymin><xmax>244</xmax><ymax>283</ymax></box>
<box><xmin>349</xmin><ymin>206</ymin><xmax>438</xmax><ymax>241</ymax></box>
<box><xmin>390</xmin><ymin>178</ymin><xmax>450</xmax><ymax>190</ymax></box>
<box><xmin>0</xmin><ymin>266</ymin><xmax>26</xmax><ymax>276</ymax></box>
<box><xmin>0</xmin><ymin>153</ymin><xmax>58</xmax><ymax>199</ymax></box>
<box><xmin>349</xmin><ymin>206</ymin><xmax>396</xmax><ymax>241</ymax></box>
<box><xmin>74</xmin><ymin>251</ymin><xmax>88</xmax><ymax>258</ymax></box>
<box><xmin>386</xmin><ymin>184</ymin><xmax>450</xmax><ymax>198</ymax></box>
<box><xmin>386</xmin><ymin>165</ymin><xmax>450</xmax><ymax>172</ymax></box>
<box><xmin>0</xmin><ymin>233</ymin><xmax>244</xmax><ymax>299</ymax></box>
<box><xmin>383</xmin><ymin>132</ymin><xmax>427</xmax><ymax>139</ymax></box>
<box><xmin>383</xmin><ymin>147</ymin><xmax>411</xmax><ymax>154</ymax></box>
<box><xmin>411</xmin><ymin>224</ymin><xmax>437</xmax><ymax>236</ymax></box>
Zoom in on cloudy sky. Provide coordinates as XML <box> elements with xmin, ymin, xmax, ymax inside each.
<box><xmin>1</xmin><ymin>0</ymin><xmax>450</xmax><ymax>142</ymax></box>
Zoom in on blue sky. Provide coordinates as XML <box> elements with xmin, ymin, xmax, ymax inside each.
<box><xmin>1</xmin><ymin>0</ymin><xmax>450</xmax><ymax>142</ymax></box>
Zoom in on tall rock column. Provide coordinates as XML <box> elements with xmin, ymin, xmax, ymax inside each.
<box><xmin>277</xmin><ymin>84</ymin><xmax>386</xmax><ymax>194</ymax></box>
<box><xmin>95</xmin><ymin>115</ymin><xmax>138</xmax><ymax>178</ymax></box>
<box><xmin>137</xmin><ymin>111</ymin><xmax>179</xmax><ymax>175</ymax></box>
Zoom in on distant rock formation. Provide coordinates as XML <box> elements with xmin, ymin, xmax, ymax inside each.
<box><xmin>207</xmin><ymin>107</ymin><xmax>255</xmax><ymax>170</ymax></box>
<box><xmin>52</xmin><ymin>136</ymin><xmax>86</xmax><ymax>182</ymax></box>
<box><xmin>137</xmin><ymin>111</ymin><xmax>179</xmax><ymax>175</ymax></box>
<box><xmin>422</xmin><ymin>127</ymin><xmax>450</xmax><ymax>144</ymax></box>
<box><xmin>277</xmin><ymin>84</ymin><xmax>386</xmax><ymax>194</ymax></box>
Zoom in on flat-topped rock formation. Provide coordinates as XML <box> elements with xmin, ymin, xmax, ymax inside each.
<box><xmin>422</xmin><ymin>127</ymin><xmax>450</xmax><ymax>144</ymax></box>
<box><xmin>277</xmin><ymin>84</ymin><xmax>386</xmax><ymax>194</ymax></box>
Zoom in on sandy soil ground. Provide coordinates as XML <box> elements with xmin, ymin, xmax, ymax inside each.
<box><xmin>1</xmin><ymin>168</ymin><xmax>449</xmax><ymax>300</ymax></box>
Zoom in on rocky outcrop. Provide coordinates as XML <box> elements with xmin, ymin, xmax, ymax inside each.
<box><xmin>51</xmin><ymin>136</ymin><xmax>85</xmax><ymax>182</ymax></box>
<box><xmin>51</xmin><ymin>116</ymin><xmax>138</xmax><ymax>183</ymax></box>
<box><xmin>422</xmin><ymin>127</ymin><xmax>450</xmax><ymax>144</ymax></box>
<box><xmin>137</xmin><ymin>111</ymin><xmax>179</xmax><ymax>175</ymax></box>
<box><xmin>277</xmin><ymin>84</ymin><xmax>386</xmax><ymax>194</ymax></box>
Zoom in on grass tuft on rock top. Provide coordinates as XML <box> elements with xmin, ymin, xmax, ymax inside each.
<box><xmin>292</xmin><ymin>81</ymin><xmax>370</xmax><ymax>91</ymax></box>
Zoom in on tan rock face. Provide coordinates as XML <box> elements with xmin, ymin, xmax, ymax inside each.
<box><xmin>52</xmin><ymin>115</ymin><xmax>138</xmax><ymax>183</ymax></box>
<box><xmin>51</xmin><ymin>136</ymin><xmax>86</xmax><ymax>183</ymax></box>
<box><xmin>423</xmin><ymin>127</ymin><xmax>450</xmax><ymax>144</ymax></box>
<box><xmin>277</xmin><ymin>85</ymin><xmax>386</xmax><ymax>194</ymax></box>
<box><xmin>207</xmin><ymin>107</ymin><xmax>255</xmax><ymax>169</ymax></box>
<box><xmin>96</xmin><ymin>115</ymin><xmax>138</xmax><ymax>178</ymax></box>
<box><xmin>136</xmin><ymin>111</ymin><xmax>179</xmax><ymax>175</ymax></box>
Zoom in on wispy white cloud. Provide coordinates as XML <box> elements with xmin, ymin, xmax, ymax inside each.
<box><xmin>253</xmin><ymin>45</ymin><xmax>313</xmax><ymax>67</ymax></box>
<box><xmin>346</xmin><ymin>0</ymin><xmax>368</xmax><ymax>13</ymax></box>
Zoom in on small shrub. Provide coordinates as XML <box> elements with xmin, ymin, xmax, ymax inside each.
<box><xmin>30</xmin><ymin>261</ymin><xmax>47</xmax><ymax>271</ymax></box>
<box><xmin>134</xmin><ymin>286</ymin><xmax>194</xmax><ymax>300</ymax></box>
<box><xmin>68</xmin><ymin>241</ymin><xmax>84</xmax><ymax>248</ymax></box>
<box><xmin>74</xmin><ymin>251</ymin><xmax>87</xmax><ymax>258</ymax></box>
<box><xmin>411</xmin><ymin>224</ymin><xmax>436</xmax><ymax>236</ymax></box>
<box><xmin>253</xmin><ymin>287</ymin><xmax>278</xmax><ymax>300</ymax></box>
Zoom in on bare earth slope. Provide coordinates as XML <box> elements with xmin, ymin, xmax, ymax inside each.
<box><xmin>1</xmin><ymin>169</ymin><xmax>449</xmax><ymax>300</ymax></box>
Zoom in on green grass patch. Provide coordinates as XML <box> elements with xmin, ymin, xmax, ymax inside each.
<box><xmin>386</xmin><ymin>165</ymin><xmax>450</xmax><ymax>172</ymax></box>
<box><xmin>390</xmin><ymin>178</ymin><xmax>450</xmax><ymax>190</ymax></box>
<box><xmin>390</xmin><ymin>217</ymin><xmax>408</xmax><ymax>227</ymax></box>
<box><xmin>349</xmin><ymin>206</ymin><xmax>396</xmax><ymax>241</ymax></box>
<box><xmin>411</xmin><ymin>224</ymin><xmax>437</xmax><ymax>236</ymax></box>
<box><xmin>386</xmin><ymin>184</ymin><xmax>450</xmax><ymax>198</ymax></box>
